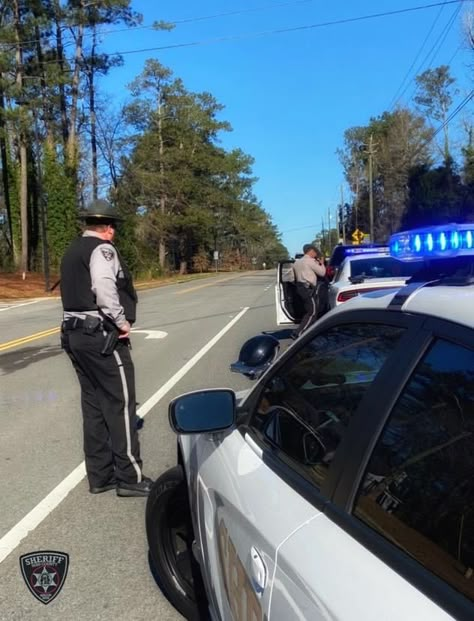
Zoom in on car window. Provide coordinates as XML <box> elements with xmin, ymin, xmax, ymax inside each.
<box><xmin>354</xmin><ymin>339</ymin><xmax>474</xmax><ymax>603</ymax></box>
<box><xmin>329</xmin><ymin>246</ymin><xmax>346</xmax><ymax>267</ymax></box>
<box><xmin>250</xmin><ymin>323</ymin><xmax>405</xmax><ymax>491</ymax></box>
<box><xmin>281</xmin><ymin>263</ymin><xmax>295</xmax><ymax>283</ymax></box>
<box><xmin>349</xmin><ymin>257</ymin><xmax>422</xmax><ymax>279</ymax></box>
<box><xmin>333</xmin><ymin>262</ymin><xmax>345</xmax><ymax>282</ymax></box>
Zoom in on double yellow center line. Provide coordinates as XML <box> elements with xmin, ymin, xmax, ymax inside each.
<box><xmin>0</xmin><ymin>273</ymin><xmax>251</xmax><ymax>351</ymax></box>
<box><xmin>0</xmin><ymin>327</ymin><xmax>60</xmax><ymax>353</ymax></box>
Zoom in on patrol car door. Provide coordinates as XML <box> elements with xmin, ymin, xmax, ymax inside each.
<box><xmin>192</xmin><ymin>420</ymin><xmax>320</xmax><ymax>620</ymax></box>
<box><xmin>269</xmin><ymin>328</ymin><xmax>474</xmax><ymax>621</ymax></box>
<box><xmin>275</xmin><ymin>260</ymin><xmax>304</xmax><ymax>325</ymax></box>
<box><xmin>194</xmin><ymin>318</ymin><xmax>412</xmax><ymax>620</ymax></box>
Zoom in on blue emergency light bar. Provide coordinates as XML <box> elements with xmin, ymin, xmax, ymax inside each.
<box><xmin>390</xmin><ymin>224</ymin><xmax>474</xmax><ymax>261</ymax></box>
<box><xmin>345</xmin><ymin>246</ymin><xmax>389</xmax><ymax>255</ymax></box>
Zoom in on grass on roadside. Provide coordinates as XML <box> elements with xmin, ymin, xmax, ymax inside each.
<box><xmin>0</xmin><ymin>270</ymin><xmax>242</xmax><ymax>300</ymax></box>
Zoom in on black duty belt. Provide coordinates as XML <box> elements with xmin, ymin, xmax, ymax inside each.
<box><xmin>62</xmin><ymin>316</ymin><xmax>102</xmax><ymax>331</ymax></box>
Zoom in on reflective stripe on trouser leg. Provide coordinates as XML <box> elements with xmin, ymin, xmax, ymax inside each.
<box><xmin>113</xmin><ymin>348</ymin><xmax>142</xmax><ymax>483</ymax></box>
<box><xmin>300</xmin><ymin>294</ymin><xmax>317</xmax><ymax>334</ymax></box>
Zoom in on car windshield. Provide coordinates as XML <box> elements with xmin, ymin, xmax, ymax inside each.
<box><xmin>350</xmin><ymin>257</ymin><xmax>423</xmax><ymax>279</ymax></box>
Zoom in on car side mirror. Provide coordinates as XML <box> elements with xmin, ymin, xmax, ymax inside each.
<box><xmin>169</xmin><ymin>389</ymin><xmax>236</xmax><ymax>434</ymax></box>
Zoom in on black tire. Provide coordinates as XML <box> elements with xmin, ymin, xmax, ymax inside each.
<box><xmin>146</xmin><ymin>466</ymin><xmax>208</xmax><ymax>620</ymax></box>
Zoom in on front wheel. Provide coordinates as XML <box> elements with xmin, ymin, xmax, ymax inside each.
<box><xmin>146</xmin><ymin>466</ymin><xmax>208</xmax><ymax>620</ymax></box>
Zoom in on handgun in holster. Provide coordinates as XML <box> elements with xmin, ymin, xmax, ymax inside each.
<box><xmin>101</xmin><ymin>329</ymin><xmax>119</xmax><ymax>356</ymax></box>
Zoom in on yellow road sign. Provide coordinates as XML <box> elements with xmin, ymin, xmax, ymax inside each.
<box><xmin>352</xmin><ymin>229</ymin><xmax>365</xmax><ymax>243</ymax></box>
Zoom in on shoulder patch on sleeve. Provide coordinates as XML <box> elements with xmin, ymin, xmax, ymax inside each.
<box><xmin>100</xmin><ymin>247</ymin><xmax>115</xmax><ymax>261</ymax></box>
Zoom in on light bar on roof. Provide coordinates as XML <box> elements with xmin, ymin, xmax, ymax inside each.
<box><xmin>345</xmin><ymin>246</ymin><xmax>389</xmax><ymax>255</ymax></box>
<box><xmin>390</xmin><ymin>224</ymin><xmax>474</xmax><ymax>261</ymax></box>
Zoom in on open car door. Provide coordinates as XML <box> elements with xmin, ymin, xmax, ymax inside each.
<box><xmin>275</xmin><ymin>260</ymin><xmax>305</xmax><ymax>325</ymax></box>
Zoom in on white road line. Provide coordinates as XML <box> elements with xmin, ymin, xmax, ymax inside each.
<box><xmin>0</xmin><ymin>300</ymin><xmax>39</xmax><ymax>312</ymax></box>
<box><xmin>135</xmin><ymin>307</ymin><xmax>248</xmax><ymax>417</ymax></box>
<box><xmin>0</xmin><ymin>306</ymin><xmax>249</xmax><ymax>564</ymax></box>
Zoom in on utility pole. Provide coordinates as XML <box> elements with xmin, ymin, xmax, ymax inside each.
<box><xmin>340</xmin><ymin>185</ymin><xmax>346</xmax><ymax>244</ymax></box>
<box><xmin>367</xmin><ymin>134</ymin><xmax>376</xmax><ymax>243</ymax></box>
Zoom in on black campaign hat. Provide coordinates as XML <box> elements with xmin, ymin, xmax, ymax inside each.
<box><xmin>80</xmin><ymin>199</ymin><xmax>124</xmax><ymax>222</ymax></box>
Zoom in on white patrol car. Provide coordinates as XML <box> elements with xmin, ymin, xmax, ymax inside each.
<box><xmin>274</xmin><ymin>246</ymin><xmax>413</xmax><ymax>324</ymax></box>
<box><xmin>146</xmin><ymin>224</ymin><xmax>474</xmax><ymax>621</ymax></box>
<box><xmin>327</xmin><ymin>251</ymin><xmax>424</xmax><ymax>309</ymax></box>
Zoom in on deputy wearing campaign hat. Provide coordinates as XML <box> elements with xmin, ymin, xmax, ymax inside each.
<box><xmin>59</xmin><ymin>199</ymin><xmax>152</xmax><ymax>497</ymax></box>
<box><xmin>80</xmin><ymin>199</ymin><xmax>125</xmax><ymax>222</ymax></box>
<box><xmin>291</xmin><ymin>242</ymin><xmax>327</xmax><ymax>339</ymax></box>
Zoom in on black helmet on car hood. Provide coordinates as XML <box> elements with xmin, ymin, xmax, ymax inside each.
<box><xmin>230</xmin><ymin>334</ymin><xmax>280</xmax><ymax>379</ymax></box>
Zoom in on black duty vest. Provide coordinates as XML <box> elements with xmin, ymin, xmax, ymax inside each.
<box><xmin>60</xmin><ymin>236</ymin><xmax>138</xmax><ymax>324</ymax></box>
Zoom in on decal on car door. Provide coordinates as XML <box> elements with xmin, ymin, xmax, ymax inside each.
<box><xmin>218</xmin><ymin>520</ymin><xmax>263</xmax><ymax>621</ymax></box>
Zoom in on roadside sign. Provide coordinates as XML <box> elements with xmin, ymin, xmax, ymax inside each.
<box><xmin>251</xmin><ymin>257</ymin><xmax>257</xmax><ymax>265</ymax></box>
<box><xmin>213</xmin><ymin>250</ymin><xmax>219</xmax><ymax>261</ymax></box>
<box><xmin>351</xmin><ymin>229</ymin><xmax>365</xmax><ymax>244</ymax></box>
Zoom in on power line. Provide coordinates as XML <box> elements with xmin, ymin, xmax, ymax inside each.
<box><xmin>101</xmin><ymin>0</ymin><xmax>318</xmax><ymax>34</ymax></box>
<box><xmin>110</xmin><ymin>1</ymin><xmax>469</xmax><ymax>58</ymax></box>
<box><xmin>281</xmin><ymin>224</ymin><xmax>319</xmax><ymax>233</ymax></box>
<box><xmin>389</xmin><ymin>4</ymin><xmax>445</xmax><ymax>110</ymax></box>
<box><xmin>412</xmin><ymin>88</ymin><xmax>474</xmax><ymax>158</ymax></box>
<box><xmin>446</xmin><ymin>42</ymin><xmax>462</xmax><ymax>64</ymax></box>
<box><xmin>429</xmin><ymin>89</ymin><xmax>474</xmax><ymax>141</ymax></box>
<box><xmin>422</xmin><ymin>2</ymin><xmax>462</xmax><ymax>67</ymax></box>
<box><xmin>0</xmin><ymin>0</ymin><xmax>318</xmax><ymax>49</ymax></box>
<box><xmin>8</xmin><ymin>0</ymin><xmax>468</xmax><ymax>70</ymax></box>
<box><xmin>395</xmin><ymin>3</ymin><xmax>462</xmax><ymax>106</ymax></box>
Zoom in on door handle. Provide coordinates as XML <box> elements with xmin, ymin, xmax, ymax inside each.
<box><xmin>249</xmin><ymin>546</ymin><xmax>267</xmax><ymax>595</ymax></box>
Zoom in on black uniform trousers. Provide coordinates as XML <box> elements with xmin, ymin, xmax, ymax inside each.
<box><xmin>294</xmin><ymin>282</ymin><xmax>320</xmax><ymax>337</ymax></box>
<box><xmin>64</xmin><ymin>326</ymin><xmax>143</xmax><ymax>488</ymax></box>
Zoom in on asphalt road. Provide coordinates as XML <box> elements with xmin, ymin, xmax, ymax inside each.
<box><xmin>0</xmin><ymin>271</ymin><xmax>291</xmax><ymax>620</ymax></box>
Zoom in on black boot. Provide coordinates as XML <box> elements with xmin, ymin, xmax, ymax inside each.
<box><xmin>116</xmin><ymin>476</ymin><xmax>153</xmax><ymax>497</ymax></box>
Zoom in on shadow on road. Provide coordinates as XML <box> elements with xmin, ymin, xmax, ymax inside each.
<box><xmin>0</xmin><ymin>344</ymin><xmax>63</xmax><ymax>375</ymax></box>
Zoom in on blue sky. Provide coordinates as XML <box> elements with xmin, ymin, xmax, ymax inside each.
<box><xmin>99</xmin><ymin>0</ymin><xmax>472</xmax><ymax>255</ymax></box>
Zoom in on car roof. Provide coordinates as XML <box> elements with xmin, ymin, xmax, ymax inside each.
<box><xmin>341</xmin><ymin>252</ymin><xmax>391</xmax><ymax>263</ymax></box>
<box><xmin>329</xmin><ymin>244</ymin><xmax>388</xmax><ymax>261</ymax></box>
<box><xmin>329</xmin><ymin>283</ymin><xmax>474</xmax><ymax>329</ymax></box>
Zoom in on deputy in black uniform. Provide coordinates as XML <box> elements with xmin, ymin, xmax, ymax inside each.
<box><xmin>60</xmin><ymin>199</ymin><xmax>153</xmax><ymax>496</ymax></box>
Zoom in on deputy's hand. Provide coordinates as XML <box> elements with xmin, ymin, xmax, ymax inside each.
<box><xmin>118</xmin><ymin>321</ymin><xmax>131</xmax><ymax>339</ymax></box>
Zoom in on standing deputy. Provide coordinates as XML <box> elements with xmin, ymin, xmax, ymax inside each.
<box><xmin>60</xmin><ymin>199</ymin><xmax>152</xmax><ymax>497</ymax></box>
<box><xmin>292</xmin><ymin>243</ymin><xmax>326</xmax><ymax>339</ymax></box>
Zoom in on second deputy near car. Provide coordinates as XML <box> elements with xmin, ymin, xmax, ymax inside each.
<box><xmin>60</xmin><ymin>199</ymin><xmax>153</xmax><ymax>497</ymax></box>
<box><xmin>291</xmin><ymin>243</ymin><xmax>327</xmax><ymax>339</ymax></box>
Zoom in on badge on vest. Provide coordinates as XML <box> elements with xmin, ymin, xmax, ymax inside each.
<box><xmin>101</xmin><ymin>248</ymin><xmax>114</xmax><ymax>261</ymax></box>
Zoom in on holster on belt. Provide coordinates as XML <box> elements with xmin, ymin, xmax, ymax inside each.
<box><xmin>101</xmin><ymin>330</ymin><xmax>119</xmax><ymax>356</ymax></box>
<box><xmin>100</xmin><ymin>316</ymin><xmax>120</xmax><ymax>355</ymax></box>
